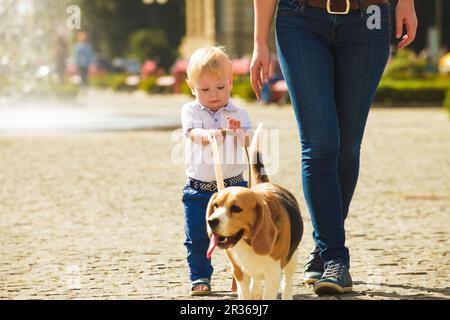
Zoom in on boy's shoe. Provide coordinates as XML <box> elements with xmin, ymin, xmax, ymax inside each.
<box><xmin>314</xmin><ymin>260</ymin><xmax>353</xmax><ymax>296</ymax></box>
<box><xmin>191</xmin><ymin>278</ymin><xmax>211</xmax><ymax>296</ymax></box>
<box><xmin>303</xmin><ymin>246</ymin><xmax>324</xmax><ymax>285</ymax></box>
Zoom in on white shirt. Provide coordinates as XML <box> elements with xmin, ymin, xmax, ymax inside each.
<box><xmin>181</xmin><ymin>100</ymin><xmax>252</xmax><ymax>182</ymax></box>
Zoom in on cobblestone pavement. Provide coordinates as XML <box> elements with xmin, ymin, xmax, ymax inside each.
<box><xmin>0</xmin><ymin>90</ymin><xmax>449</xmax><ymax>300</ymax></box>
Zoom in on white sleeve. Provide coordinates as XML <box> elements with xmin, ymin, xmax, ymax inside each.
<box><xmin>239</xmin><ymin>109</ymin><xmax>252</xmax><ymax>130</ymax></box>
<box><xmin>181</xmin><ymin>104</ymin><xmax>203</xmax><ymax>137</ymax></box>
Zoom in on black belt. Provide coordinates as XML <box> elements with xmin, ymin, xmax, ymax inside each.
<box><xmin>188</xmin><ymin>173</ymin><xmax>244</xmax><ymax>192</ymax></box>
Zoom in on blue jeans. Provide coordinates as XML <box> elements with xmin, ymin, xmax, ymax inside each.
<box><xmin>77</xmin><ymin>66</ymin><xmax>89</xmax><ymax>87</ymax></box>
<box><xmin>182</xmin><ymin>180</ymin><xmax>248</xmax><ymax>282</ymax></box>
<box><xmin>275</xmin><ymin>1</ymin><xmax>391</xmax><ymax>267</ymax></box>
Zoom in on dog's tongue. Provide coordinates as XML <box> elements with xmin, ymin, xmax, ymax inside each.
<box><xmin>207</xmin><ymin>233</ymin><xmax>220</xmax><ymax>259</ymax></box>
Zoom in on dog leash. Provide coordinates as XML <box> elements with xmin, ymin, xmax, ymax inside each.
<box><xmin>224</xmin><ymin>129</ymin><xmax>252</xmax><ymax>189</ymax></box>
<box><xmin>211</xmin><ymin>129</ymin><xmax>252</xmax><ymax>190</ymax></box>
<box><xmin>210</xmin><ymin>134</ymin><xmax>225</xmax><ymax>191</ymax></box>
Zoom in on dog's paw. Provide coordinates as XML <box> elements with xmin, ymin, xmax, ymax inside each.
<box><xmin>251</xmin><ymin>292</ymin><xmax>263</xmax><ymax>300</ymax></box>
<box><xmin>250</xmin><ymin>280</ymin><xmax>263</xmax><ymax>300</ymax></box>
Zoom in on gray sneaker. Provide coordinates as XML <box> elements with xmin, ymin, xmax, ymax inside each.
<box><xmin>314</xmin><ymin>259</ymin><xmax>353</xmax><ymax>296</ymax></box>
<box><xmin>303</xmin><ymin>246</ymin><xmax>324</xmax><ymax>285</ymax></box>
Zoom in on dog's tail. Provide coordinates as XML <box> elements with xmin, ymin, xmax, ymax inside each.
<box><xmin>250</xmin><ymin>122</ymin><xmax>269</xmax><ymax>185</ymax></box>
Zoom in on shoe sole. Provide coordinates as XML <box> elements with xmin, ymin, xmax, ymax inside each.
<box><xmin>190</xmin><ymin>290</ymin><xmax>212</xmax><ymax>296</ymax></box>
<box><xmin>304</xmin><ymin>277</ymin><xmax>320</xmax><ymax>285</ymax></box>
<box><xmin>314</xmin><ymin>282</ymin><xmax>353</xmax><ymax>296</ymax></box>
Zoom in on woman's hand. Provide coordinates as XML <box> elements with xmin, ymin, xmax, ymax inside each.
<box><xmin>250</xmin><ymin>43</ymin><xmax>271</xmax><ymax>100</ymax></box>
<box><xmin>396</xmin><ymin>0</ymin><xmax>418</xmax><ymax>49</ymax></box>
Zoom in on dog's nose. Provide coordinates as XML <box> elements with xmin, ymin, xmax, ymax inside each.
<box><xmin>208</xmin><ymin>218</ymin><xmax>220</xmax><ymax>229</ymax></box>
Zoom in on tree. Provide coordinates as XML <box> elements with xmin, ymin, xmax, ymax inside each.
<box><xmin>73</xmin><ymin>0</ymin><xmax>185</xmax><ymax>66</ymax></box>
<box><xmin>127</xmin><ymin>29</ymin><xmax>175</xmax><ymax>69</ymax></box>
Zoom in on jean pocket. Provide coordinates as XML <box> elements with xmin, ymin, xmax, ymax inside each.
<box><xmin>277</xmin><ymin>0</ymin><xmax>302</xmax><ymax>16</ymax></box>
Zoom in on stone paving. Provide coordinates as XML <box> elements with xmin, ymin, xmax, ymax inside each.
<box><xmin>0</xmin><ymin>90</ymin><xmax>449</xmax><ymax>300</ymax></box>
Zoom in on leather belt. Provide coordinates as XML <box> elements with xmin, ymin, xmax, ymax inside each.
<box><xmin>299</xmin><ymin>0</ymin><xmax>389</xmax><ymax>14</ymax></box>
<box><xmin>188</xmin><ymin>173</ymin><xmax>244</xmax><ymax>192</ymax></box>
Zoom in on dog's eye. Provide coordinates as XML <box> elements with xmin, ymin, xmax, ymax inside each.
<box><xmin>230</xmin><ymin>205</ymin><xmax>242</xmax><ymax>213</ymax></box>
<box><xmin>213</xmin><ymin>203</ymin><xmax>219</xmax><ymax>208</ymax></box>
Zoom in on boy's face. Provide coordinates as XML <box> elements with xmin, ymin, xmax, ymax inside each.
<box><xmin>188</xmin><ymin>72</ymin><xmax>232</xmax><ymax>111</ymax></box>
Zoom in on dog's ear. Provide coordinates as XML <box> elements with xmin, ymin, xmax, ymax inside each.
<box><xmin>206</xmin><ymin>192</ymin><xmax>218</xmax><ymax>220</ymax></box>
<box><xmin>251</xmin><ymin>199</ymin><xmax>278</xmax><ymax>255</ymax></box>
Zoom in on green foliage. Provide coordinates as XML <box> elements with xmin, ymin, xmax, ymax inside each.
<box><xmin>180</xmin><ymin>81</ymin><xmax>193</xmax><ymax>96</ymax></box>
<box><xmin>73</xmin><ymin>0</ymin><xmax>185</xmax><ymax>62</ymax></box>
<box><xmin>138</xmin><ymin>76</ymin><xmax>157</xmax><ymax>93</ymax></box>
<box><xmin>383</xmin><ymin>49</ymin><xmax>431</xmax><ymax>80</ymax></box>
<box><xmin>231</xmin><ymin>76</ymin><xmax>256</xmax><ymax>101</ymax></box>
<box><xmin>444</xmin><ymin>90</ymin><xmax>450</xmax><ymax>117</ymax></box>
<box><xmin>139</xmin><ymin>76</ymin><xmax>178</xmax><ymax>94</ymax></box>
<box><xmin>224</xmin><ymin>76</ymin><xmax>450</xmax><ymax>106</ymax></box>
<box><xmin>0</xmin><ymin>76</ymin><xmax>12</xmax><ymax>95</ymax></box>
<box><xmin>127</xmin><ymin>29</ymin><xmax>176</xmax><ymax>70</ymax></box>
<box><xmin>375</xmin><ymin>79</ymin><xmax>450</xmax><ymax>106</ymax></box>
<box><xmin>49</xmin><ymin>82</ymin><xmax>80</xmax><ymax>98</ymax></box>
<box><xmin>89</xmin><ymin>73</ymin><xmax>129</xmax><ymax>91</ymax></box>
<box><xmin>28</xmin><ymin>81</ymin><xmax>79</xmax><ymax>99</ymax></box>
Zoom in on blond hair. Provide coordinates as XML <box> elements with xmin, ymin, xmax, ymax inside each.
<box><xmin>186</xmin><ymin>46</ymin><xmax>233</xmax><ymax>82</ymax></box>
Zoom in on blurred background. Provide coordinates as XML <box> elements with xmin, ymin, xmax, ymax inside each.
<box><xmin>0</xmin><ymin>0</ymin><xmax>449</xmax><ymax>119</ymax></box>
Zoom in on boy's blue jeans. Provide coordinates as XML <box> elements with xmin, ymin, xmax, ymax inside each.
<box><xmin>275</xmin><ymin>1</ymin><xmax>391</xmax><ymax>266</ymax></box>
<box><xmin>182</xmin><ymin>181</ymin><xmax>248</xmax><ymax>282</ymax></box>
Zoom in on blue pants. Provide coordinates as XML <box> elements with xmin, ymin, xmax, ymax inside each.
<box><xmin>77</xmin><ymin>66</ymin><xmax>89</xmax><ymax>87</ymax></box>
<box><xmin>182</xmin><ymin>180</ymin><xmax>248</xmax><ymax>282</ymax></box>
<box><xmin>275</xmin><ymin>1</ymin><xmax>391</xmax><ymax>266</ymax></box>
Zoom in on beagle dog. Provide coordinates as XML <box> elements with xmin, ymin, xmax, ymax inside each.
<box><xmin>206</xmin><ymin>124</ymin><xmax>303</xmax><ymax>300</ymax></box>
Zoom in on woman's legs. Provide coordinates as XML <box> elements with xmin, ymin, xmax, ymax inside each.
<box><xmin>333</xmin><ymin>8</ymin><xmax>391</xmax><ymax>221</ymax></box>
<box><xmin>276</xmin><ymin>7</ymin><xmax>348</xmax><ymax>265</ymax></box>
<box><xmin>276</xmin><ymin>4</ymin><xmax>391</xmax><ymax>268</ymax></box>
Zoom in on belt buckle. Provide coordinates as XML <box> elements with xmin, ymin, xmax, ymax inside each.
<box><xmin>326</xmin><ymin>0</ymin><xmax>350</xmax><ymax>15</ymax></box>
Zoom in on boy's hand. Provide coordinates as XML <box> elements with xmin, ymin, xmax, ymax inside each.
<box><xmin>206</xmin><ymin>129</ymin><xmax>225</xmax><ymax>145</ymax></box>
<box><xmin>226</xmin><ymin>116</ymin><xmax>250</xmax><ymax>147</ymax></box>
<box><xmin>227</xmin><ymin>116</ymin><xmax>241</xmax><ymax>130</ymax></box>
